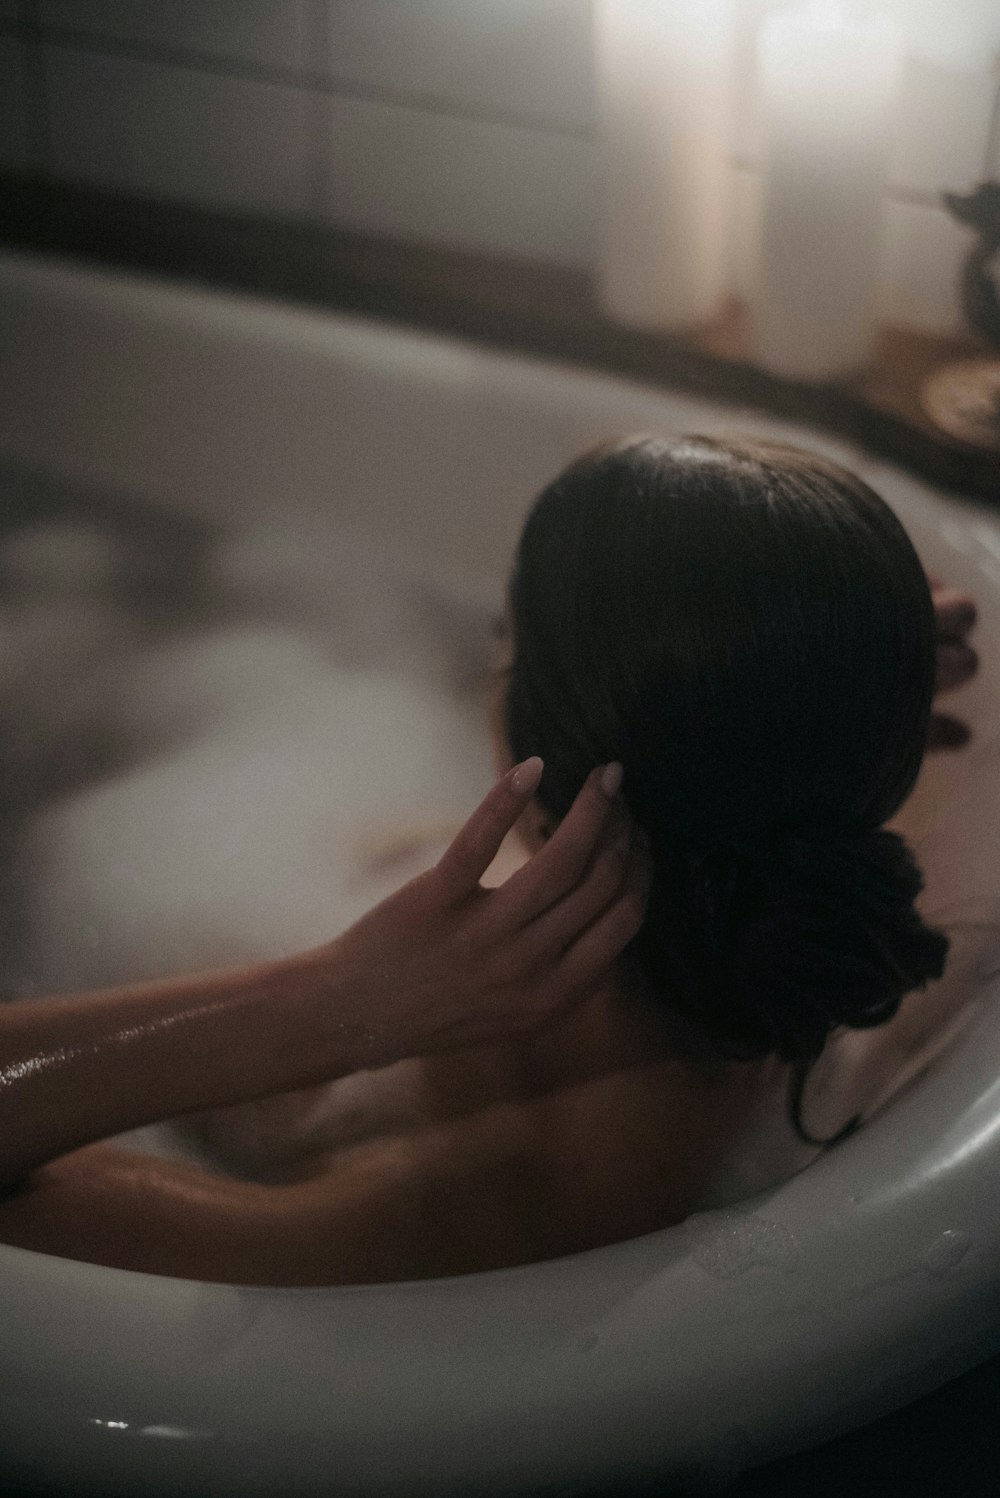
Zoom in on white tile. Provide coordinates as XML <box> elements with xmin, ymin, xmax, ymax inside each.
<box><xmin>43</xmin><ymin>47</ymin><xmax>311</xmax><ymax>217</ymax></box>
<box><xmin>0</xmin><ymin>36</ymin><xmax>31</xmax><ymax>172</ymax></box>
<box><xmin>318</xmin><ymin>91</ymin><xmax>596</xmax><ymax>265</ymax></box>
<box><xmin>879</xmin><ymin>199</ymin><xmax>971</xmax><ymax>334</ymax></box>
<box><xmin>890</xmin><ymin>56</ymin><xmax>996</xmax><ymax>196</ymax></box>
<box><xmin>37</xmin><ymin>1</ymin><xmax>312</xmax><ymax>73</ymax></box>
<box><xmin>321</xmin><ymin>0</ymin><xmax>594</xmax><ymax>132</ymax></box>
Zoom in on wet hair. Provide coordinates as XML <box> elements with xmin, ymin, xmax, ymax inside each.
<box><xmin>505</xmin><ymin>435</ymin><xmax>948</xmax><ymax>1121</ymax></box>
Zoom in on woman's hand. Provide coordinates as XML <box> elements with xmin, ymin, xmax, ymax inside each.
<box><xmin>928</xmin><ymin>583</ymin><xmax>978</xmax><ymax>751</ymax></box>
<box><xmin>304</xmin><ymin>758</ymin><xmax>651</xmax><ymax>1066</ymax></box>
<box><xmin>0</xmin><ymin>759</ymin><xmax>648</xmax><ymax>1185</ymax></box>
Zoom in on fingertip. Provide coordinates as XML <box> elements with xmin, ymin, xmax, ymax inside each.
<box><xmin>511</xmin><ymin>756</ymin><xmax>544</xmax><ymax>796</ymax></box>
<box><xmin>600</xmin><ymin>761</ymin><xmax>623</xmax><ymax>798</ymax></box>
<box><xmin>927</xmin><ymin>713</ymin><xmax>971</xmax><ymax>751</ymax></box>
<box><xmin>936</xmin><ymin>590</ymin><xmax>978</xmax><ymax>637</ymax></box>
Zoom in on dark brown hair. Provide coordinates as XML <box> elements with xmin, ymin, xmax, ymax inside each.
<box><xmin>505</xmin><ymin>435</ymin><xmax>947</xmax><ymax>1076</ymax></box>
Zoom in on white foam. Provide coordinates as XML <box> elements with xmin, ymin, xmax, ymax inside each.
<box><xmin>15</xmin><ymin>623</ymin><xmax>494</xmax><ymax>993</ymax></box>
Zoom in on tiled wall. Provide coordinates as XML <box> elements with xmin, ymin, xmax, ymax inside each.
<box><xmin>1</xmin><ymin>1</ymin><xmax>996</xmax><ymax>333</ymax></box>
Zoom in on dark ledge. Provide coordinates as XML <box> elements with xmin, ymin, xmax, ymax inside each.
<box><xmin>1</xmin><ymin>171</ymin><xmax>996</xmax><ymax>503</ymax></box>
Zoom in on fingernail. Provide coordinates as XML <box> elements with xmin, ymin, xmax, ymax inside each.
<box><xmin>512</xmin><ymin>756</ymin><xmax>544</xmax><ymax>794</ymax></box>
<box><xmin>927</xmin><ymin>714</ymin><xmax>970</xmax><ymax>750</ymax></box>
<box><xmin>600</xmin><ymin>762</ymin><xmax>623</xmax><ymax>798</ymax></box>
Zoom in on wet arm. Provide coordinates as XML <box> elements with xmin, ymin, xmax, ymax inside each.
<box><xmin>0</xmin><ymin>1118</ymin><xmax>536</xmax><ymax>1285</ymax></box>
<box><xmin>0</xmin><ymin>760</ymin><xmax>647</xmax><ymax>1190</ymax></box>
<box><xmin>0</xmin><ymin>952</ymin><xmax>373</xmax><ymax>1191</ymax></box>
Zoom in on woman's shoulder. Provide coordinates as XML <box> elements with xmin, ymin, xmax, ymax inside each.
<box><xmin>282</xmin><ymin>1101</ymin><xmax>547</xmax><ymax>1280</ymax></box>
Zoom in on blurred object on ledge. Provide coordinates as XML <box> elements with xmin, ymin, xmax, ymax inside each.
<box><xmin>751</xmin><ymin>2</ymin><xmax>902</xmax><ymax>382</ymax></box>
<box><xmin>594</xmin><ymin>0</ymin><xmax>733</xmax><ymax>331</ymax></box>
<box><xmin>921</xmin><ymin>68</ymin><xmax>1000</xmax><ymax>452</ymax></box>
<box><xmin>922</xmin><ymin>360</ymin><xmax>1000</xmax><ymax>454</ymax></box>
<box><xmin>946</xmin><ymin>180</ymin><xmax>1000</xmax><ymax>346</ymax></box>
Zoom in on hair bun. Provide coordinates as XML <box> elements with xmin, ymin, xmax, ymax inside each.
<box><xmin>672</xmin><ymin>826</ymin><xmax>948</xmax><ymax>1062</ymax></box>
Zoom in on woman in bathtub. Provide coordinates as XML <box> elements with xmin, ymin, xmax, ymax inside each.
<box><xmin>0</xmin><ymin>436</ymin><xmax>979</xmax><ymax>1283</ymax></box>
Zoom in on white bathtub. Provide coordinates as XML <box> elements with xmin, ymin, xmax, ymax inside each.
<box><xmin>2</xmin><ymin>250</ymin><xmax>1000</xmax><ymax>1497</ymax></box>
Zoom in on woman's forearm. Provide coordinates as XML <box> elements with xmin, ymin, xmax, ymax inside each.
<box><xmin>0</xmin><ymin>1113</ymin><xmax>531</xmax><ymax>1285</ymax></box>
<box><xmin>0</xmin><ymin>760</ymin><xmax>644</xmax><ymax>1193</ymax></box>
<box><xmin>0</xmin><ymin>950</ymin><xmax>367</xmax><ymax>1188</ymax></box>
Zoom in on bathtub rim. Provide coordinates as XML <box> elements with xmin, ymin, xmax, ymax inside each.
<box><xmin>2</xmin><ymin>248</ymin><xmax>1000</xmax><ymax>1495</ymax></box>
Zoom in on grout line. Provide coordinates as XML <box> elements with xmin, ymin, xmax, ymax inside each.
<box><xmin>285</xmin><ymin>70</ymin><xmax>596</xmax><ymax>141</ymax></box>
<box><xmin>34</xmin><ymin>24</ymin><xmax>598</xmax><ymax>142</ymax></box>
